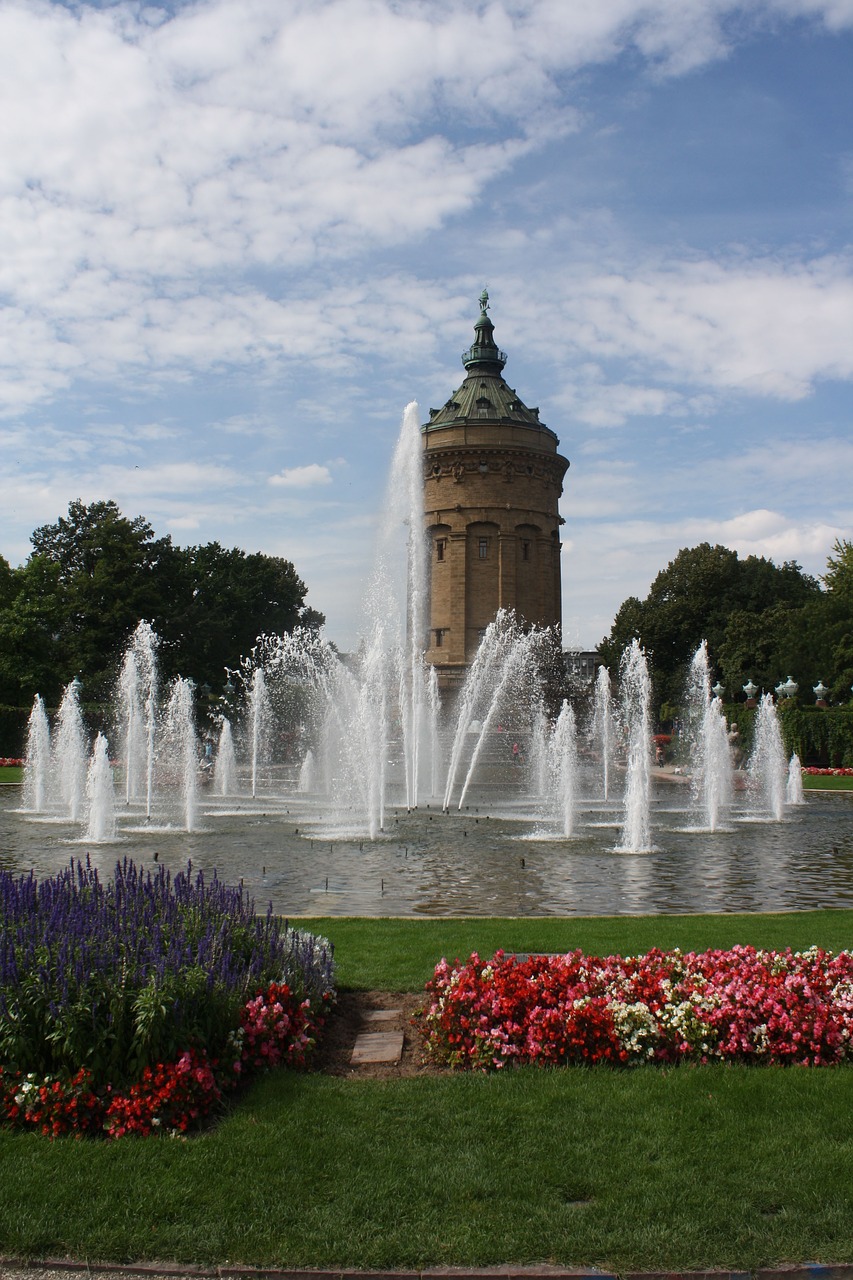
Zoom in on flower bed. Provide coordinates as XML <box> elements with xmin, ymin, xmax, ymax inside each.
<box><xmin>0</xmin><ymin>859</ymin><xmax>335</xmax><ymax>1137</ymax></box>
<box><xmin>803</xmin><ymin>767</ymin><xmax>853</xmax><ymax>777</ymax></box>
<box><xmin>0</xmin><ymin>758</ymin><xmax>22</xmax><ymax>767</ymax></box>
<box><xmin>421</xmin><ymin>946</ymin><xmax>853</xmax><ymax>1070</ymax></box>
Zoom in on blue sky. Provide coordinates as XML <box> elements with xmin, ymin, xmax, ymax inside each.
<box><xmin>1</xmin><ymin>0</ymin><xmax>851</xmax><ymax>651</ymax></box>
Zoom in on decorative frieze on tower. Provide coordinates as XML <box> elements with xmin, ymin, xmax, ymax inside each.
<box><xmin>422</xmin><ymin>291</ymin><xmax>570</xmax><ymax>689</ymax></box>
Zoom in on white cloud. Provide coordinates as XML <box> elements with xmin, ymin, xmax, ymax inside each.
<box><xmin>93</xmin><ymin>461</ymin><xmax>241</xmax><ymax>497</ymax></box>
<box><xmin>269</xmin><ymin>463</ymin><xmax>334</xmax><ymax>488</ymax></box>
<box><xmin>539</xmin><ymin>254</ymin><xmax>853</xmax><ymax>405</ymax></box>
<box><xmin>563</xmin><ymin>505</ymin><xmax>851</xmax><ymax>647</ymax></box>
<box><xmin>0</xmin><ymin>0</ymin><xmax>851</xmax><ymax>418</ymax></box>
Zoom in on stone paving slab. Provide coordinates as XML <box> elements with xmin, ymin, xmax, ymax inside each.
<box><xmin>361</xmin><ymin>1009</ymin><xmax>404</xmax><ymax>1024</ymax></box>
<box><xmin>350</xmin><ymin>1030</ymin><xmax>404</xmax><ymax>1064</ymax></box>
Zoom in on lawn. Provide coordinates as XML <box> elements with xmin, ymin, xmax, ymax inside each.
<box><xmin>3</xmin><ymin>911</ymin><xmax>853</xmax><ymax>1272</ymax></box>
<box><xmin>3</xmin><ymin>1063</ymin><xmax>853</xmax><ymax>1272</ymax></box>
<box><xmin>0</xmin><ymin>766</ymin><xmax>22</xmax><ymax>785</ymax></box>
<box><xmin>803</xmin><ymin>774</ymin><xmax>853</xmax><ymax>791</ymax></box>
<box><xmin>296</xmin><ymin>909</ymin><xmax>853</xmax><ymax>990</ymax></box>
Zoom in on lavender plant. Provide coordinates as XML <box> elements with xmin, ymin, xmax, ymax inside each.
<box><xmin>0</xmin><ymin>858</ymin><xmax>334</xmax><ymax>1085</ymax></box>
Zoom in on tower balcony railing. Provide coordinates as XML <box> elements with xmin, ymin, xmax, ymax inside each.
<box><xmin>462</xmin><ymin>344</ymin><xmax>507</xmax><ymax>365</ymax></box>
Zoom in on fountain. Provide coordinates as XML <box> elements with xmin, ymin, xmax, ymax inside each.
<box><xmin>7</xmin><ymin>400</ymin><xmax>849</xmax><ymax>915</ymax></box>
<box><xmin>22</xmin><ymin>694</ymin><xmax>51</xmax><ymax>814</ymax></box>
<box><xmin>786</xmin><ymin>753</ymin><xmax>806</xmax><ymax>806</ymax></box>
<box><xmin>529</xmin><ymin>709</ymin><xmax>551</xmax><ymax>799</ymax></box>
<box><xmin>297</xmin><ymin>748</ymin><xmax>316</xmax><ymax>793</ymax></box>
<box><xmin>685</xmin><ymin>642</ymin><xmax>733</xmax><ymax>832</ymax></box>
<box><xmin>213</xmin><ymin>719</ymin><xmax>238</xmax><ymax>796</ymax></box>
<box><xmin>85</xmin><ymin>733</ymin><xmax>116</xmax><ymax>842</ymax></box>
<box><xmin>748</xmin><ymin>694</ymin><xmax>789</xmax><ymax>821</ymax></box>
<box><xmin>617</xmin><ymin>639</ymin><xmax>653</xmax><ymax>853</ymax></box>
<box><xmin>549</xmin><ymin>700</ymin><xmax>578</xmax><ymax>837</ymax></box>
<box><xmin>443</xmin><ymin>611</ymin><xmax>546</xmax><ymax>812</ymax></box>
<box><xmin>52</xmin><ymin>679</ymin><xmax>89</xmax><ymax>822</ymax></box>
<box><xmin>591</xmin><ymin>665</ymin><xmax>615</xmax><ymax>801</ymax></box>
<box><xmin>246</xmin><ymin>667</ymin><xmax>271</xmax><ymax>799</ymax></box>
<box><xmin>118</xmin><ymin>620</ymin><xmax>159</xmax><ymax>817</ymax></box>
<box><xmin>163</xmin><ymin>678</ymin><xmax>199</xmax><ymax>832</ymax></box>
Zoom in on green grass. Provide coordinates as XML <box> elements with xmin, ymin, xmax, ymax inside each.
<box><xmin>297</xmin><ymin>910</ymin><xmax>853</xmax><ymax>990</ymax></box>
<box><xmin>803</xmin><ymin>774</ymin><xmax>853</xmax><ymax>791</ymax></box>
<box><xmin>4</xmin><ymin>912</ymin><xmax>853</xmax><ymax>1270</ymax></box>
<box><xmin>0</xmin><ymin>766</ymin><xmax>22</xmax><ymax>784</ymax></box>
<box><xmin>3</xmin><ymin>1064</ymin><xmax>853</xmax><ymax>1270</ymax></box>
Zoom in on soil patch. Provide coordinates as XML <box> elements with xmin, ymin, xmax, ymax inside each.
<box><xmin>314</xmin><ymin>989</ymin><xmax>448</xmax><ymax>1079</ymax></box>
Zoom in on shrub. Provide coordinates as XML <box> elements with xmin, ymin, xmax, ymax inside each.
<box><xmin>0</xmin><ymin>858</ymin><xmax>334</xmax><ymax>1088</ymax></box>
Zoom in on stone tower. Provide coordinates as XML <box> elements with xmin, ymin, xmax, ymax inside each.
<box><xmin>422</xmin><ymin>291</ymin><xmax>570</xmax><ymax>689</ymax></box>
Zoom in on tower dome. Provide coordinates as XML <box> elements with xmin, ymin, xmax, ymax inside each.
<box><xmin>422</xmin><ymin>293</ymin><xmax>570</xmax><ymax>689</ymax></box>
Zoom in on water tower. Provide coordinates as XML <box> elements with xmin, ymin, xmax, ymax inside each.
<box><xmin>422</xmin><ymin>291</ymin><xmax>570</xmax><ymax>690</ymax></box>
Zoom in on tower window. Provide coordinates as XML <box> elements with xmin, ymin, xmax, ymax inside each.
<box><xmin>434</xmin><ymin>629</ymin><xmax>445</xmax><ymax>648</ymax></box>
<box><xmin>478</xmin><ymin>538</ymin><xmax>489</xmax><ymax>560</ymax></box>
<box><xmin>436</xmin><ymin>539</ymin><xmax>446</xmax><ymax>562</ymax></box>
<box><xmin>521</xmin><ymin>540</ymin><xmax>531</xmax><ymax>562</ymax></box>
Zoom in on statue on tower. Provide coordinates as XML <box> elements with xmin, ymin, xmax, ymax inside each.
<box><xmin>479</xmin><ymin>287</ymin><xmax>489</xmax><ymax>313</ymax></box>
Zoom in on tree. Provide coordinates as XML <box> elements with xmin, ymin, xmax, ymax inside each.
<box><xmin>718</xmin><ymin>601</ymin><xmax>831</xmax><ymax>701</ymax></box>
<box><xmin>598</xmin><ymin>543</ymin><xmax>822</xmax><ymax>713</ymax></box>
<box><xmin>822</xmin><ymin>538</ymin><xmax>853</xmax><ymax>599</ymax></box>
<box><xmin>155</xmin><ymin>542</ymin><xmax>323</xmax><ymax>690</ymax></box>
<box><xmin>820</xmin><ymin>540</ymin><xmax>853</xmax><ymax>702</ymax></box>
<box><xmin>0</xmin><ymin>501</ymin><xmax>324</xmax><ymax>706</ymax></box>
<box><xmin>27</xmin><ymin>499</ymin><xmax>173</xmax><ymax>698</ymax></box>
<box><xmin>0</xmin><ymin>557</ymin><xmax>67</xmax><ymax>704</ymax></box>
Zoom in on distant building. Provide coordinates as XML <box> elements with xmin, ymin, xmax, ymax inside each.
<box><xmin>422</xmin><ymin>292</ymin><xmax>570</xmax><ymax>689</ymax></box>
<box><xmin>563</xmin><ymin>650</ymin><xmax>603</xmax><ymax>683</ymax></box>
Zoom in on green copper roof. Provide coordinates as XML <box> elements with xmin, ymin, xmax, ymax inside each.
<box><xmin>424</xmin><ymin>292</ymin><xmax>552</xmax><ymax>435</ymax></box>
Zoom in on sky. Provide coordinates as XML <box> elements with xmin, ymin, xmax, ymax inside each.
<box><xmin>1</xmin><ymin>0</ymin><xmax>852</xmax><ymax>653</ymax></box>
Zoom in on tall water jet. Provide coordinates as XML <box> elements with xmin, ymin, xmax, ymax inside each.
<box><xmin>592</xmin><ymin>665</ymin><xmax>615</xmax><ymax>801</ymax></box>
<box><xmin>164</xmin><ymin>678</ymin><xmax>199</xmax><ymax>831</ymax></box>
<box><xmin>529</xmin><ymin>708</ymin><xmax>551</xmax><ymax>798</ymax></box>
<box><xmin>22</xmin><ymin>695</ymin><xmax>51</xmax><ymax>813</ymax></box>
<box><xmin>213</xmin><ymin>718</ymin><xmax>238</xmax><ymax>796</ymax></box>
<box><xmin>375</xmin><ymin>401</ymin><xmax>434</xmax><ymax>810</ymax></box>
<box><xmin>617</xmin><ymin>640</ymin><xmax>653</xmax><ymax>852</ymax></box>
<box><xmin>297</xmin><ymin>748</ymin><xmax>316</xmax><ymax>793</ymax></box>
<box><xmin>246</xmin><ymin>667</ymin><xmax>272</xmax><ymax>799</ymax></box>
<box><xmin>118</xmin><ymin>621</ymin><xmax>158</xmax><ymax>817</ymax></box>
<box><xmin>85</xmin><ymin>732</ymin><xmax>116</xmax><ymax>842</ymax></box>
<box><xmin>786</xmin><ymin>753</ymin><xmax>806</xmax><ymax>806</ymax></box>
<box><xmin>253</xmin><ymin>627</ymin><xmax>385</xmax><ymax>835</ymax></box>
<box><xmin>52</xmin><ymin>679</ymin><xmax>89</xmax><ymax>821</ymax></box>
<box><xmin>443</xmin><ymin>611</ymin><xmax>545</xmax><ymax>812</ymax></box>
<box><xmin>748</xmin><ymin>694</ymin><xmax>788</xmax><ymax>821</ymax></box>
<box><xmin>685</xmin><ymin>642</ymin><xmax>732</xmax><ymax>831</ymax></box>
<box><xmin>549</xmin><ymin>700</ymin><xmax>578</xmax><ymax>836</ymax></box>
<box><xmin>426</xmin><ymin>664</ymin><xmax>441</xmax><ymax>801</ymax></box>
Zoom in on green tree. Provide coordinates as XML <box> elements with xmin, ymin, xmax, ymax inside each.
<box><xmin>0</xmin><ymin>557</ymin><xmax>68</xmax><ymax>704</ymax></box>
<box><xmin>599</xmin><ymin>543</ymin><xmax>821</xmax><ymax>713</ymax></box>
<box><xmin>0</xmin><ymin>500</ymin><xmax>324</xmax><ymax>706</ymax></box>
<box><xmin>156</xmin><ymin>542</ymin><xmax>323</xmax><ymax>690</ymax></box>
<box><xmin>718</xmin><ymin>600</ymin><xmax>831</xmax><ymax>702</ymax></box>
<box><xmin>28</xmin><ymin>499</ymin><xmax>173</xmax><ymax>698</ymax></box>
<box><xmin>820</xmin><ymin>539</ymin><xmax>853</xmax><ymax>703</ymax></box>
